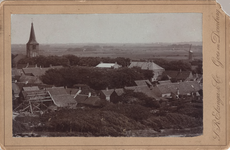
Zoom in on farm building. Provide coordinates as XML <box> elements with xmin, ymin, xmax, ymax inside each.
<box><xmin>19</xmin><ymin>75</ymin><xmax>43</xmax><ymax>84</ymax></box>
<box><xmin>12</xmin><ymin>54</ymin><xmax>26</xmax><ymax>68</ymax></box>
<box><xmin>100</xmin><ymin>88</ymin><xmax>115</xmax><ymax>102</ymax></box>
<box><xmin>47</xmin><ymin>87</ymin><xmax>77</xmax><ymax>107</ymax></box>
<box><xmin>129</xmin><ymin>61</ymin><xmax>165</xmax><ymax>81</ymax></box>
<box><xmin>96</xmin><ymin>62</ymin><xmax>121</xmax><ymax>69</ymax></box>
<box><xmin>75</xmin><ymin>93</ymin><xmax>103</xmax><ymax>107</ymax></box>
<box><xmin>99</xmin><ymin>88</ymin><xmax>125</xmax><ymax>103</ymax></box>
<box><xmin>152</xmin><ymin>81</ymin><xmax>202</xmax><ymax>98</ymax></box>
<box><xmin>161</xmin><ymin>70</ymin><xmax>194</xmax><ymax>82</ymax></box>
<box><xmin>134</xmin><ymin>80</ymin><xmax>153</xmax><ymax>88</ymax></box>
<box><xmin>22</xmin><ymin>65</ymin><xmax>62</xmax><ymax>76</ymax></box>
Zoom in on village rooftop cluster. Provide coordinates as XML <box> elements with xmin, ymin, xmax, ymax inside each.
<box><xmin>12</xmin><ymin>23</ymin><xmax>203</xmax><ymax>115</ymax></box>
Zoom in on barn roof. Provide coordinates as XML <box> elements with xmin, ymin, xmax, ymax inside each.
<box><xmin>19</xmin><ymin>75</ymin><xmax>43</xmax><ymax>84</ymax></box>
<box><xmin>75</xmin><ymin>94</ymin><xmax>102</xmax><ymax>107</ymax></box>
<box><xmin>135</xmin><ymin>80</ymin><xmax>152</xmax><ymax>86</ymax></box>
<box><xmin>162</xmin><ymin>71</ymin><xmax>192</xmax><ymax>81</ymax></box>
<box><xmin>134</xmin><ymin>85</ymin><xmax>159</xmax><ymax>99</ymax></box>
<box><xmin>22</xmin><ymin>66</ymin><xmax>63</xmax><ymax>76</ymax></box>
<box><xmin>47</xmin><ymin>87</ymin><xmax>77</xmax><ymax>107</ymax></box>
<box><xmin>96</xmin><ymin>62</ymin><xmax>121</xmax><ymax>68</ymax></box>
<box><xmin>153</xmin><ymin>81</ymin><xmax>202</xmax><ymax>96</ymax></box>
<box><xmin>129</xmin><ymin>61</ymin><xmax>164</xmax><ymax>71</ymax></box>
<box><xmin>23</xmin><ymin>86</ymin><xmax>40</xmax><ymax>91</ymax></box>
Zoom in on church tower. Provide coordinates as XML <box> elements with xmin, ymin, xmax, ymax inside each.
<box><xmin>26</xmin><ymin>23</ymin><xmax>39</xmax><ymax>58</ymax></box>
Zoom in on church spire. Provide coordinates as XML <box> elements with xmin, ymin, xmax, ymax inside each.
<box><xmin>26</xmin><ymin>22</ymin><xmax>39</xmax><ymax>58</ymax></box>
<box><xmin>27</xmin><ymin>22</ymin><xmax>38</xmax><ymax>45</ymax></box>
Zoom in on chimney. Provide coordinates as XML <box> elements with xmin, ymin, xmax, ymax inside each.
<box><xmin>176</xmin><ymin>88</ymin><xmax>180</xmax><ymax>95</ymax></box>
<box><xmin>88</xmin><ymin>92</ymin><xmax>91</xmax><ymax>98</ymax></box>
<box><xmin>26</xmin><ymin>63</ymin><xmax>29</xmax><ymax>68</ymax></box>
<box><xmin>106</xmin><ymin>87</ymin><xmax>109</xmax><ymax>91</ymax></box>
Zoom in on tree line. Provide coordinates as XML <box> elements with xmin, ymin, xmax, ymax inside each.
<box><xmin>41</xmin><ymin>67</ymin><xmax>153</xmax><ymax>90</ymax></box>
<box><xmin>18</xmin><ymin>55</ymin><xmax>130</xmax><ymax>67</ymax></box>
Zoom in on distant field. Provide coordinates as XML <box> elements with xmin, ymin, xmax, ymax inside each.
<box><xmin>12</xmin><ymin>43</ymin><xmax>202</xmax><ymax>60</ymax></box>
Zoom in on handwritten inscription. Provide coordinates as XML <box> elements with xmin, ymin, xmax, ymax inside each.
<box><xmin>211</xmin><ymin>9</ymin><xmax>224</xmax><ymax>141</ymax></box>
<box><xmin>211</xmin><ymin>73</ymin><xmax>224</xmax><ymax>141</ymax></box>
<box><xmin>211</xmin><ymin>9</ymin><xmax>224</xmax><ymax>68</ymax></box>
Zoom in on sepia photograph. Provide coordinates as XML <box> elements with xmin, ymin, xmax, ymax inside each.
<box><xmin>11</xmin><ymin>13</ymin><xmax>203</xmax><ymax>138</ymax></box>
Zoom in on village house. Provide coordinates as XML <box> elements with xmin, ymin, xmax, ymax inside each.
<box><xmin>152</xmin><ymin>81</ymin><xmax>202</xmax><ymax>98</ymax></box>
<box><xmin>22</xmin><ymin>64</ymin><xmax>63</xmax><ymax>77</ymax></box>
<box><xmin>75</xmin><ymin>93</ymin><xmax>103</xmax><ymax>107</ymax></box>
<box><xmin>99</xmin><ymin>88</ymin><xmax>125</xmax><ymax>103</ymax></box>
<box><xmin>19</xmin><ymin>75</ymin><xmax>43</xmax><ymax>84</ymax></box>
<box><xmin>134</xmin><ymin>80</ymin><xmax>153</xmax><ymax>88</ymax></box>
<box><xmin>129</xmin><ymin>61</ymin><xmax>165</xmax><ymax>81</ymax></box>
<box><xmin>96</xmin><ymin>62</ymin><xmax>121</xmax><ymax>69</ymax></box>
<box><xmin>161</xmin><ymin>70</ymin><xmax>194</xmax><ymax>82</ymax></box>
<box><xmin>46</xmin><ymin>87</ymin><xmax>77</xmax><ymax>107</ymax></box>
<box><xmin>12</xmin><ymin>54</ymin><xmax>26</xmax><ymax>68</ymax></box>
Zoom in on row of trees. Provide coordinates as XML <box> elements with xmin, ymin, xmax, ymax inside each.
<box><xmin>18</xmin><ymin>55</ymin><xmax>130</xmax><ymax>67</ymax></box>
<box><xmin>17</xmin><ymin>55</ymin><xmax>202</xmax><ymax>73</ymax></box>
<box><xmin>41</xmin><ymin>67</ymin><xmax>153</xmax><ymax>90</ymax></box>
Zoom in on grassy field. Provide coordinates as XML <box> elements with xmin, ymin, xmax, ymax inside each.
<box><xmin>12</xmin><ymin>43</ymin><xmax>202</xmax><ymax>61</ymax></box>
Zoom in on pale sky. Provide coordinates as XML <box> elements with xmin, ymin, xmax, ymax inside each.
<box><xmin>11</xmin><ymin>13</ymin><xmax>202</xmax><ymax>44</ymax></box>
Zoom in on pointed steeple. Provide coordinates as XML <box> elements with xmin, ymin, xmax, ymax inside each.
<box><xmin>27</xmin><ymin>23</ymin><xmax>38</xmax><ymax>45</ymax></box>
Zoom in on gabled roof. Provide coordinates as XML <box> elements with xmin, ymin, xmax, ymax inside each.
<box><xmin>129</xmin><ymin>61</ymin><xmax>164</xmax><ymax>71</ymax></box>
<box><xmin>75</xmin><ymin>95</ymin><xmax>102</xmax><ymax>107</ymax></box>
<box><xmin>75</xmin><ymin>94</ymin><xmax>88</xmax><ymax>103</ymax></box>
<box><xmin>51</xmin><ymin>95</ymin><xmax>77</xmax><ymax>107</ymax></box>
<box><xmin>22</xmin><ymin>67</ymin><xmax>49</xmax><ymax>76</ymax></box>
<box><xmin>46</xmin><ymin>87</ymin><xmax>68</xmax><ymax>95</ymax></box>
<box><xmin>12</xmin><ymin>68</ymin><xmax>23</xmax><ymax>77</ymax></box>
<box><xmin>153</xmin><ymin>81</ymin><xmax>201</xmax><ymax>96</ymax></box>
<box><xmin>124</xmin><ymin>86</ymin><xmax>136</xmax><ymax>91</ymax></box>
<box><xmin>19</xmin><ymin>75</ymin><xmax>43</xmax><ymax>84</ymax></box>
<box><xmin>13</xmin><ymin>54</ymin><xmax>26</xmax><ymax>64</ymax></box>
<box><xmin>96</xmin><ymin>62</ymin><xmax>121</xmax><ymax>68</ymax></box>
<box><xmin>23</xmin><ymin>86</ymin><xmax>40</xmax><ymax>91</ymax></box>
<box><xmin>47</xmin><ymin>87</ymin><xmax>77</xmax><ymax>107</ymax></box>
<box><xmin>135</xmin><ymin>80</ymin><xmax>152</xmax><ymax>86</ymax></box>
<box><xmin>134</xmin><ymin>85</ymin><xmax>159</xmax><ymax>99</ymax></box>
<box><xmin>65</xmin><ymin>88</ymin><xmax>80</xmax><ymax>96</ymax></box>
<box><xmin>101</xmin><ymin>89</ymin><xmax>115</xmax><ymax>97</ymax></box>
<box><xmin>158</xmin><ymin>80</ymin><xmax>172</xmax><ymax>85</ymax></box>
<box><xmin>178</xmin><ymin>81</ymin><xmax>201</xmax><ymax>94</ymax></box>
<box><xmin>114</xmin><ymin>88</ymin><xmax>125</xmax><ymax>96</ymax></box>
<box><xmin>162</xmin><ymin>71</ymin><xmax>192</xmax><ymax>81</ymax></box>
<box><xmin>22</xmin><ymin>66</ymin><xmax>63</xmax><ymax>76</ymax></box>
